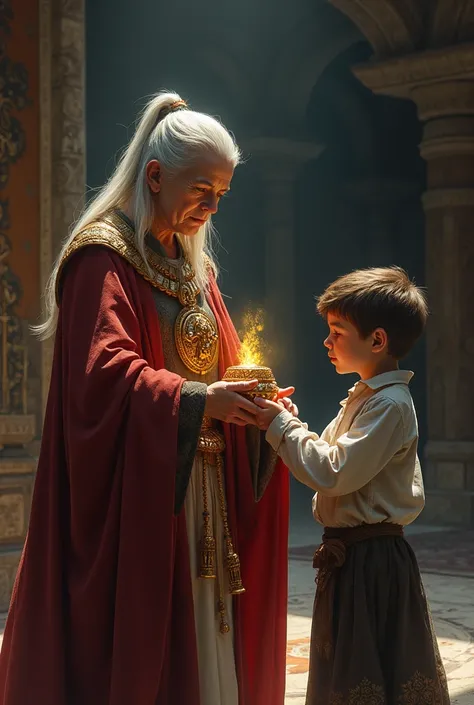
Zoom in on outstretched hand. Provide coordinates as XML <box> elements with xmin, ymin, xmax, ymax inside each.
<box><xmin>205</xmin><ymin>381</ymin><xmax>298</xmax><ymax>428</ymax></box>
<box><xmin>275</xmin><ymin>388</ymin><xmax>298</xmax><ymax>418</ymax></box>
<box><xmin>276</xmin><ymin>386</ymin><xmax>295</xmax><ymax>401</ymax></box>
<box><xmin>254</xmin><ymin>389</ymin><xmax>299</xmax><ymax>431</ymax></box>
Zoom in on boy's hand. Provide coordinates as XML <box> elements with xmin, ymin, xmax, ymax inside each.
<box><xmin>274</xmin><ymin>386</ymin><xmax>298</xmax><ymax>418</ymax></box>
<box><xmin>254</xmin><ymin>397</ymin><xmax>288</xmax><ymax>431</ymax></box>
<box><xmin>278</xmin><ymin>395</ymin><xmax>299</xmax><ymax>417</ymax></box>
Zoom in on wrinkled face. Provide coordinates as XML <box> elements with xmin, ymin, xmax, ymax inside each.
<box><xmin>148</xmin><ymin>153</ymin><xmax>234</xmax><ymax>236</ymax></box>
<box><xmin>323</xmin><ymin>312</ymin><xmax>385</xmax><ymax>377</ymax></box>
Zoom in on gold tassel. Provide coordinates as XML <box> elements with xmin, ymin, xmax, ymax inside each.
<box><xmin>199</xmin><ymin>454</ymin><xmax>216</xmax><ymax>579</ymax></box>
<box><xmin>200</xmin><ymin>514</ymin><xmax>217</xmax><ymax>579</ymax></box>
<box><xmin>215</xmin><ymin>453</ymin><xmax>246</xmax><ymax>595</ymax></box>
<box><xmin>225</xmin><ymin>538</ymin><xmax>245</xmax><ymax>595</ymax></box>
<box><xmin>218</xmin><ymin>597</ymin><xmax>230</xmax><ymax>634</ymax></box>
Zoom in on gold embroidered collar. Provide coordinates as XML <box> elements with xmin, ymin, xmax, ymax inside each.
<box><xmin>56</xmin><ymin>211</ymin><xmax>201</xmax><ymax>305</ymax></box>
<box><xmin>56</xmin><ymin>211</ymin><xmax>219</xmax><ymax>376</ymax></box>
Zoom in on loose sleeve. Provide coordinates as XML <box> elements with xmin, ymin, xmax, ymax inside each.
<box><xmin>245</xmin><ymin>426</ymin><xmax>278</xmax><ymax>501</ymax></box>
<box><xmin>175</xmin><ymin>381</ymin><xmax>207</xmax><ymax>513</ymax></box>
<box><xmin>60</xmin><ymin>247</ymin><xmax>186</xmax><ymax>524</ymax></box>
<box><xmin>265</xmin><ymin>397</ymin><xmax>405</xmax><ymax>496</ymax></box>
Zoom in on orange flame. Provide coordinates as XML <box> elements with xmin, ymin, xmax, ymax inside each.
<box><xmin>238</xmin><ymin>308</ymin><xmax>269</xmax><ymax>366</ymax></box>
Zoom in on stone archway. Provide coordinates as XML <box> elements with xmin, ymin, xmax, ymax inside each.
<box><xmin>431</xmin><ymin>0</ymin><xmax>474</xmax><ymax>45</ymax></box>
<box><xmin>329</xmin><ymin>0</ymin><xmax>423</xmax><ymax>58</ymax></box>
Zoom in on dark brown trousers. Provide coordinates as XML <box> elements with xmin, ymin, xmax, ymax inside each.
<box><xmin>306</xmin><ymin>523</ymin><xmax>450</xmax><ymax>705</ymax></box>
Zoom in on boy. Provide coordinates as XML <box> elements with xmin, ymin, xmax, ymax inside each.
<box><xmin>255</xmin><ymin>267</ymin><xmax>450</xmax><ymax>705</ymax></box>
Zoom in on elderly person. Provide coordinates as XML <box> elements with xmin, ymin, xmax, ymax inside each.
<box><xmin>0</xmin><ymin>93</ymin><xmax>290</xmax><ymax>705</ymax></box>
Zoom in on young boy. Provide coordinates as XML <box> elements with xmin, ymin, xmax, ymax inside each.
<box><xmin>255</xmin><ymin>267</ymin><xmax>450</xmax><ymax>705</ymax></box>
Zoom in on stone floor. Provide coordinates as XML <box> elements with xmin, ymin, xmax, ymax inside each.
<box><xmin>286</xmin><ymin>515</ymin><xmax>474</xmax><ymax>704</ymax></box>
<box><xmin>1</xmin><ymin>517</ymin><xmax>473</xmax><ymax>704</ymax></box>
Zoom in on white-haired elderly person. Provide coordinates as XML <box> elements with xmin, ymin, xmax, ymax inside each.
<box><xmin>0</xmin><ymin>93</ymin><xmax>293</xmax><ymax>705</ymax></box>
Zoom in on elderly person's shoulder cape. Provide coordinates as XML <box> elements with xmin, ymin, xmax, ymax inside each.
<box><xmin>55</xmin><ymin>210</ymin><xmax>214</xmax><ymax>304</ymax></box>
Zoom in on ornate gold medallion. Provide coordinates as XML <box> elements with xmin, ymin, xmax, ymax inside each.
<box><xmin>175</xmin><ymin>305</ymin><xmax>219</xmax><ymax>375</ymax></box>
<box><xmin>173</xmin><ymin>260</ymin><xmax>219</xmax><ymax>376</ymax></box>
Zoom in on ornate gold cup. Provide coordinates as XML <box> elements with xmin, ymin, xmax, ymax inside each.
<box><xmin>222</xmin><ymin>365</ymin><xmax>278</xmax><ymax>401</ymax></box>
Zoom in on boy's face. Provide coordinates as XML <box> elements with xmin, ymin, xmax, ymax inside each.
<box><xmin>323</xmin><ymin>313</ymin><xmax>388</xmax><ymax>379</ymax></box>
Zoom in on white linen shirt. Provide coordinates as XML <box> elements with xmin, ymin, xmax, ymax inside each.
<box><xmin>266</xmin><ymin>370</ymin><xmax>425</xmax><ymax>527</ymax></box>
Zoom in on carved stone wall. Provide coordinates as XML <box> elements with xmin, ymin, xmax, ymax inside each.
<box><xmin>0</xmin><ymin>0</ymin><xmax>39</xmax><ymax>612</ymax></box>
<box><xmin>0</xmin><ymin>0</ymin><xmax>85</xmax><ymax>613</ymax></box>
<box><xmin>39</xmin><ymin>0</ymin><xmax>85</xmax><ymax>410</ymax></box>
<box><xmin>51</xmin><ymin>0</ymin><xmax>85</xmax><ymax>256</ymax></box>
<box><xmin>39</xmin><ymin>0</ymin><xmax>85</xmax><ymax>408</ymax></box>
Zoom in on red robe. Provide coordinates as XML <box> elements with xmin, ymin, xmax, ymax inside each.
<box><xmin>0</xmin><ymin>246</ymin><xmax>289</xmax><ymax>705</ymax></box>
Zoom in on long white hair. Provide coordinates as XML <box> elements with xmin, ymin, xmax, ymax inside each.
<box><xmin>35</xmin><ymin>91</ymin><xmax>242</xmax><ymax>340</ymax></box>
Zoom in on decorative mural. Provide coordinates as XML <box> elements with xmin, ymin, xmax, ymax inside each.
<box><xmin>0</xmin><ymin>1</ymin><xmax>30</xmax><ymax>415</ymax></box>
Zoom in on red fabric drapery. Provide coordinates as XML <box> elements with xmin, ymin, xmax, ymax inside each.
<box><xmin>0</xmin><ymin>246</ymin><xmax>289</xmax><ymax>705</ymax></box>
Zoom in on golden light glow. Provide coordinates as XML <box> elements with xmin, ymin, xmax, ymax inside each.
<box><xmin>238</xmin><ymin>308</ymin><xmax>269</xmax><ymax>366</ymax></box>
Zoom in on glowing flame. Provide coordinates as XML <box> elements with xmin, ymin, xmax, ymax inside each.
<box><xmin>238</xmin><ymin>308</ymin><xmax>268</xmax><ymax>366</ymax></box>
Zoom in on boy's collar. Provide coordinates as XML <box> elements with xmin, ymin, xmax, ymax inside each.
<box><xmin>362</xmin><ymin>370</ymin><xmax>414</xmax><ymax>390</ymax></box>
<box><xmin>343</xmin><ymin>370</ymin><xmax>414</xmax><ymax>405</ymax></box>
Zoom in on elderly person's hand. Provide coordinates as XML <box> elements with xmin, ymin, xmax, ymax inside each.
<box><xmin>205</xmin><ymin>380</ymin><xmax>261</xmax><ymax>426</ymax></box>
<box><xmin>205</xmin><ymin>382</ymin><xmax>297</xmax><ymax>427</ymax></box>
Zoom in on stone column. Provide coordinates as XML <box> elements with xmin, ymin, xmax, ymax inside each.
<box><xmin>355</xmin><ymin>44</ymin><xmax>474</xmax><ymax>526</ymax></box>
<box><xmin>244</xmin><ymin>138</ymin><xmax>324</xmax><ymax>384</ymax></box>
<box><xmin>40</xmin><ymin>0</ymin><xmax>86</xmax><ymax>410</ymax></box>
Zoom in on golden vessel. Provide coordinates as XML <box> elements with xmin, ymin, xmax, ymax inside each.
<box><xmin>222</xmin><ymin>365</ymin><xmax>278</xmax><ymax>401</ymax></box>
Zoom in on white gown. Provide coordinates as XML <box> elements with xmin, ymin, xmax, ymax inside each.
<box><xmin>185</xmin><ymin>454</ymin><xmax>239</xmax><ymax>705</ymax></box>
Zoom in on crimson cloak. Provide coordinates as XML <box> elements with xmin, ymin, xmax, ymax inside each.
<box><xmin>0</xmin><ymin>245</ymin><xmax>289</xmax><ymax>705</ymax></box>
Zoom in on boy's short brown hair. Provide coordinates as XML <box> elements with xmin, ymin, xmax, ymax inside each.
<box><xmin>316</xmin><ymin>266</ymin><xmax>429</xmax><ymax>359</ymax></box>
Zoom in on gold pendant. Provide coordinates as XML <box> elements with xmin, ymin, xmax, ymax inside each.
<box><xmin>225</xmin><ymin>538</ymin><xmax>246</xmax><ymax>595</ymax></box>
<box><xmin>199</xmin><ymin>517</ymin><xmax>217</xmax><ymax>579</ymax></box>
<box><xmin>199</xmin><ymin>453</ymin><xmax>217</xmax><ymax>579</ymax></box>
<box><xmin>175</xmin><ymin>305</ymin><xmax>219</xmax><ymax>375</ymax></box>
